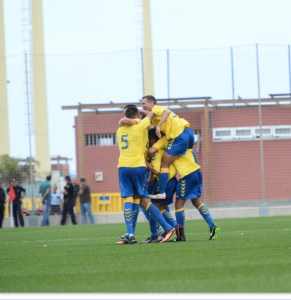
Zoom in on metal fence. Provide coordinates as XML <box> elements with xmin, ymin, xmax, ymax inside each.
<box><xmin>1</xmin><ymin>44</ymin><xmax>291</xmax><ymax>214</ymax></box>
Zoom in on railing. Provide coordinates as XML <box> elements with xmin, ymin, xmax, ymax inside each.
<box><xmin>4</xmin><ymin>193</ymin><xmax>123</xmax><ymax>217</ymax></box>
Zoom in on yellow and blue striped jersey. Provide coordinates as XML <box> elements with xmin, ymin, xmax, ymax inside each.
<box><xmin>153</xmin><ymin>136</ymin><xmax>200</xmax><ymax>179</ymax></box>
<box><xmin>151</xmin><ymin>105</ymin><xmax>190</xmax><ymax>139</ymax></box>
<box><xmin>151</xmin><ymin>148</ymin><xmax>177</xmax><ymax>180</ymax></box>
<box><xmin>117</xmin><ymin>117</ymin><xmax>151</xmax><ymax>168</ymax></box>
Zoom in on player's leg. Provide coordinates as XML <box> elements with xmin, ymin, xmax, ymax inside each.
<box><xmin>150</xmin><ymin>152</ymin><xmax>178</xmax><ymax>199</ymax></box>
<box><xmin>140</xmin><ymin>197</ymin><xmax>175</xmax><ymax>243</ymax></box>
<box><xmin>132</xmin><ymin>196</ymin><xmax>140</xmax><ymax>234</ymax></box>
<box><xmin>151</xmin><ymin>129</ymin><xmax>191</xmax><ymax>199</ymax></box>
<box><xmin>117</xmin><ymin>167</ymin><xmax>137</xmax><ymax>244</ymax></box>
<box><xmin>152</xmin><ymin>177</ymin><xmax>183</xmax><ymax>239</ymax></box>
<box><xmin>192</xmin><ymin>197</ymin><xmax>220</xmax><ymax>240</ymax></box>
<box><xmin>141</xmin><ymin>214</ymin><xmax>161</xmax><ymax>243</ymax></box>
<box><xmin>174</xmin><ymin>170</ymin><xmax>203</xmax><ymax>242</ymax></box>
<box><xmin>191</xmin><ymin>169</ymin><xmax>220</xmax><ymax>240</ymax></box>
<box><xmin>174</xmin><ymin>199</ymin><xmax>186</xmax><ymax>241</ymax></box>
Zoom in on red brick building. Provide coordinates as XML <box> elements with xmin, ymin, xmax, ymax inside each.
<box><xmin>66</xmin><ymin>98</ymin><xmax>291</xmax><ymax>206</ymax></box>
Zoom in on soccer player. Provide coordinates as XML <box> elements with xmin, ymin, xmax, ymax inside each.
<box><xmin>117</xmin><ymin>104</ymin><xmax>151</xmax><ymax>243</ymax></box>
<box><xmin>141</xmin><ymin>129</ymin><xmax>183</xmax><ymax>243</ymax></box>
<box><xmin>141</xmin><ymin>95</ymin><xmax>194</xmax><ymax>199</ymax></box>
<box><xmin>116</xmin><ymin>106</ymin><xmax>176</xmax><ymax>244</ymax></box>
<box><xmin>149</xmin><ymin>134</ymin><xmax>220</xmax><ymax>241</ymax></box>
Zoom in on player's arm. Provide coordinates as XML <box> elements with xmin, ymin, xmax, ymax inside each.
<box><xmin>147</xmin><ymin>146</ymin><xmax>158</xmax><ymax>163</ymax></box>
<box><xmin>146</xmin><ymin>161</ymin><xmax>159</xmax><ymax>175</ymax></box>
<box><xmin>156</xmin><ymin>110</ymin><xmax>170</xmax><ymax>138</ymax></box>
<box><xmin>139</xmin><ymin>110</ymin><xmax>154</xmax><ymax>121</ymax></box>
<box><xmin>118</xmin><ymin>118</ymin><xmax>138</xmax><ymax>126</ymax></box>
<box><xmin>148</xmin><ymin>171</ymin><xmax>155</xmax><ymax>186</ymax></box>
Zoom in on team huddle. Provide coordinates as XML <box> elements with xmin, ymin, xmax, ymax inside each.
<box><xmin>116</xmin><ymin>95</ymin><xmax>220</xmax><ymax>244</ymax></box>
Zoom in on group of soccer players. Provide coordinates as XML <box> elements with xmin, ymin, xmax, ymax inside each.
<box><xmin>116</xmin><ymin>95</ymin><xmax>220</xmax><ymax>244</ymax></box>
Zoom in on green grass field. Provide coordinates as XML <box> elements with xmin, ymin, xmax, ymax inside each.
<box><xmin>0</xmin><ymin>215</ymin><xmax>290</xmax><ymax>293</ymax></box>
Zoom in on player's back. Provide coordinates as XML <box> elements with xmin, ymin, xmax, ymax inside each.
<box><xmin>151</xmin><ymin>105</ymin><xmax>190</xmax><ymax>139</ymax></box>
<box><xmin>117</xmin><ymin>118</ymin><xmax>150</xmax><ymax>168</ymax></box>
<box><xmin>173</xmin><ymin>149</ymin><xmax>201</xmax><ymax>179</ymax></box>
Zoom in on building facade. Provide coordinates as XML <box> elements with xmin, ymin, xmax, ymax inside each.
<box><xmin>71</xmin><ymin>99</ymin><xmax>291</xmax><ymax>207</ymax></box>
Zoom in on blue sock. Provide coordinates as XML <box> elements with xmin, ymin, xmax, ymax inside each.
<box><xmin>149</xmin><ymin>215</ymin><xmax>158</xmax><ymax>239</ymax></box>
<box><xmin>162</xmin><ymin>208</ymin><xmax>178</xmax><ymax>230</ymax></box>
<box><xmin>132</xmin><ymin>200</ymin><xmax>140</xmax><ymax>234</ymax></box>
<box><xmin>123</xmin><ymin>198</ymin><xmax>134</xmax><ymax>235</ymax></box>
<box><xmin>140</xmin><ymin>206</ymin><xmax>150</xmax><ymax>221</ymax></box>
<box><xmin>159</xmin><ymin>168</ymin><xmax>169</xmax><ymax>194</ymax></box>
<box><xmin>196</xmin><ymin>203</ymin><xmax>214</xmax><ymax>229</ymax></box>
<box><xmin>175</xmin><ymin>208</ymin><xmax>185</xmax><ymax>236</ymax></box>
<box><xmin>146</xmin><ymin>203</ymin><xmax>172</xmax><ymax>232</ymax></box>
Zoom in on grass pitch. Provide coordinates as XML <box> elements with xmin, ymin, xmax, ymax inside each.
<box><xmin>0</xmin><ymin>215</ymin><xmax>290</xmax><ymax>293</ymax></box>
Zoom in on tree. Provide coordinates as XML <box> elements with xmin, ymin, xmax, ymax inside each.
<box><xmin>0</xmin><ymin>155</ymin><xmax>32</xmax><ymax>186</ymax></box>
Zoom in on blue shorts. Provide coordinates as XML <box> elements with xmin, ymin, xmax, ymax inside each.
<box><xmin>166</xmin><ymin>128</ymin><xmax>195</xmax><ymax>156</ymax></box>
<box><xmin>119</xmin><ymin>167</ymin><xmax>148</xmax><ymax>198</ymax></box>
<box><xmin>176</xmin><ymin>169</ymin><xmax>203</xmax><ymax>200</ymax></box>
<box><xmin>150</xmin><ymin>177</ymin><xmax>177</xmax><ymax>204</ymax></box>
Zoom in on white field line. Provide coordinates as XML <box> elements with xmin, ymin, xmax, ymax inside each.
<box><xmin>0</xmin><ymin>228</ymin><xmax>290</xmax><ymax>245</ymax></box>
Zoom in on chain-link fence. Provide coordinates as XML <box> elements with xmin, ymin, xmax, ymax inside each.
<box><xmin>1</xmin><ymin>44</ymin><xmax>291</xmax><ymax>225</ymax></box>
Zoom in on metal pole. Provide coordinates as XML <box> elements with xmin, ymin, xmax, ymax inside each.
<box><xmin>141</xmin><ymin>48</ymin><xmax>145</xmax><ymax>96</ymax></box>
<box><xmin>231</xmin><ymin>47</ymin><xmax>235</xmax><ymax>99</ymax></box>
<box><xmin>256</xmin><ymin>44</ymin><xmax>266</xmax><ymax>202</ymax></box>
<box><xmin>167</xmin><ymin>49</ymin><xmax>170</xmax><ymax>98</ymax></box>
<box><xmin>24</xmin><ymin>53</ymin><xmax>34</xmax><ymax>204</ymax></box>
<box><xmin>288</xmin><ymin>45</ymin><xmax>291</xmax><ymax>96</ymax></box>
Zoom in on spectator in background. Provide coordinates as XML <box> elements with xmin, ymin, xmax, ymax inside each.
<box><xmin>39</xmin><ymin>175</ymin><xmax>52</xmax><ymax>226</ymax></box>
<box><xmin>78</xmin><ymin>177</ymin><xmax>95</xmax><ymax>225</ymax></box>
<box><xmin>61</xmin><ymin>176</ymin><xmax>77</xmax><ymax>225</ymax></box>
<box><xmin>72</xmin><ymin>178</ymin><xmax>79</xmax><ymax>208</ymax></box>
<box><xmin>0</xmin><ymin>180</ymin><xmax>7</xmax><ymax>228</ymax></box>
<box><xmin>50</xmin><ymin>184</ymin><xmax>63</xmax><ymax>215</ymax></box>
<box><xmin>6</xmin><ymin>179</ymin><xmax>26</xmax><ymax>227</ymax></box>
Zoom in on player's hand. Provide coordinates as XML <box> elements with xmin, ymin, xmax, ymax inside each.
<box><xmin>148</xmin><ymin>178</ymin><xmax>154</xmax><ymax>186</ymax></box>
<box><xmin>156</xmin><ymin>126</ymin><xmax>162</xmax><ymax>138</ymax></box>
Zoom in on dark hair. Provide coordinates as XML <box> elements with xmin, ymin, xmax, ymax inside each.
<box><xmin>46</xmin><ymin>175</ymin><xmax>52</xmax><ymax>181</ymax></box>
<box><xmin>65</xmin><ymin>176</ymin><xmax>71</xmax><ymax>181</ymax></box>
<box><xmin>142</xmin><ymin>95</ymin><xmax>156</xmax><ymax>104</ymax></box>
<box><xmin>80</xmin><ymin>177</ymin><xmax>86</xmax><ymax>182</ymax></box>
<box><xmin>125</xmin><ymin>106</ymin><xmax>139</xmax><ymax>118</ymax></box>
<box><xmin>148</xmin><ymin>128</ymin><xmax>159</xmax><ymax>142</ymax></box>
<box><xmin>123</xmin><ymin>104</ymin><xmax>137</xmax><ymax>110</ymax></box>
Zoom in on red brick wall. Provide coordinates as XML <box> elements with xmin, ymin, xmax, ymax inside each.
<box><xmin>75</xmin><ymin>107</ymin><xmax>291</xmax><ymax>202</ymax></box>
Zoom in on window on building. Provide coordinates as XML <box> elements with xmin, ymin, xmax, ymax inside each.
<box><xmin>213</xmin><ymin>126</ymin><xmax>291</xmax><ymax>141</ymax></box>
<box><xmin>85</xmin><ymin>133</ymin><xmax>117</xmax><ymax>146</ymax></box>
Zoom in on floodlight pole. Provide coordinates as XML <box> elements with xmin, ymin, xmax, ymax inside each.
<box><xmin>256</xmin><ymin>44</ymin><xmax>266</xmax><ymax>203</ymax></box>
<box><xmin>25</xmin><ymin>53</ymin><xmax>34</xmax><ymax>204</ymax></box>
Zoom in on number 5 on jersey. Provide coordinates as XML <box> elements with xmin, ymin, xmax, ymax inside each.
<box><xmin>121</xmin><ymin>134</ymin><xmax>129</xmax><ymax>149</ymax></box>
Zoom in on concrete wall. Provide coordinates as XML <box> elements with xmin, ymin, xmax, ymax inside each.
<box><xmin>1</xmin><ymin>205</ymin><xmax>290</xmax><ymax>228</ymax></box>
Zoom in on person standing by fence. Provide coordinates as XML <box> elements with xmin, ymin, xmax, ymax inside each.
<box><xmin>61</xmin><ymin>176</ymin><xmax>77</xmax><ymax>225</ymax></box>
<box><xmin>6</xmin><ymin>179</ymin><xmax>26</xmax><ymax>227</ymax></box>
<box><xmin>50</xmin><ymin>184</ymin><xmax>63</xmax><ymax>215</ymax></box>
<box><xmin>78</xmin><ymin>177</ymin><xmax>95</xmax><ymax>225</ymax></box>
<box><xmin>72</xmin><ymin>178</ymin><xmax>79</xmax><ymax>209</ymax></box>
<box><xmin>0</xmin><ymin>180</ymin><xmax>7</xmax><ymax>228</ymax></box>
<box><xmin>39</xmin><ymin>175</ymin><xmax>52</xmax><ymax>226</ymax></box>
